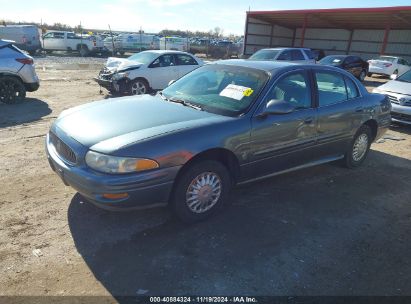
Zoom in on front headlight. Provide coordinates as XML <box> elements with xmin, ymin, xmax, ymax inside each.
<box><xmin>112</xmin><ymin>71</ymin><xmax>129</xmax><ymax>80</ymax></box>
<box><xmin>85</xmin><ymin>151</ymin><xmax>159</xmax><ymax>174</ymax></box>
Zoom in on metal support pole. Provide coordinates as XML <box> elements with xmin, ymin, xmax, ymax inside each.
<box><xmin>346</xmin><ymin>30</ymin><xmax>353</xmax><ymax>55</ymax></box>
<box><xmin>291</xmin><ymin>28</ymin><xmax>296</xmax><ymax>47</ymax></box>
<box><xmin>381</xmin><ymin>14</ymin><xmax>392</xmax><ymax>55</ymax></box>
<box><xmin>300</xmin><ymin>14</ymin><xmax>307</xmax><ymax>47</ymax></box>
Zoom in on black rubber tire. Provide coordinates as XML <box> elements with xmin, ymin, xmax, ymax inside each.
<box><xmin>0</xmin><ymin>76</ymin><xmax>26</xmax><ymax>104</ymax></box>
<box><xmin>78</xmin><ymin>45</ymin><xmax>89</xmax><ymax>57</ymax></box>
<box><xmin>367</xmin><ymin>72</ymin><xmax>372</xmax><ymax>77</ymax></box>
<box><xmin>171</xmin><ymin>160</ymin><xmax>231</xmax><ymax>223</ymax></box>
<box><xmin>358</xmin><ymin>69</ymin><xmax>367</xmax><ymax>82</ymax></box>
<box><xmin>129</xmin><ymin>78</ymin><xmax>149</xmax><ymax>95</ymax></box>
<box><xmin>343</xmin><ymin>125</ymin><xmax>372</xmax><ymax>168</ymax></box>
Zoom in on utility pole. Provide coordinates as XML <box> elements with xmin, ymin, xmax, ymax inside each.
<box><xmin>108</xmin><ymin>24</ymin><xmax>115</xmax><ymax>56</ymax></box>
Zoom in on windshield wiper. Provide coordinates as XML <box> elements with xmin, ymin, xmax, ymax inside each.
<box><xmin>158</xmin><ymin>91</ymin><xmax>203</xmax><ymax>111</ymax></box>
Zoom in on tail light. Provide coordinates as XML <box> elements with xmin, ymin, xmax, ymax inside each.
<box><xmin>16</xmin><ymin>58</ymin><xmax>34</xmax><ymax>65</ymax></box>
<box><xmin>384</xmin><ymin>63</ymin><xmax>392</xmax><ymax>67</ymax></box>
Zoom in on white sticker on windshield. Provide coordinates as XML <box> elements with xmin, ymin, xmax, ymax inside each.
<box><xmin>219</xmin><ymin>84</ymin><xmax>253</xmax><ymax>101</ymax></box>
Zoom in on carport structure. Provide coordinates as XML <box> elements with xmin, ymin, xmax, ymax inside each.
<box><xmin>243</xmin><ymin>6</ymin><xmax>411</xmax><ymax>61</ymax></box>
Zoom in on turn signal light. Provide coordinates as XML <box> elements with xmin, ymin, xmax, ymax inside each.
<box><xmin>102</xmin><ymin>193</ymin><xmax>129</xmax><ymax>200</ymax></box>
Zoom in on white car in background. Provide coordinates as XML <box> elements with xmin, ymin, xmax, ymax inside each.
<box><xmin>95</xmin><ymin>50</ymin><xmax>203</xmax><ymax>95</ymax></box>
<box><xmin>373</xmin><ymin>69</ymin><xmax>411</xmax><ymax>125</ymax></box>
<box><xmin>368</xmin><ymin>56</ymin><xmax>411</xmax><ymax>78</ymax></box>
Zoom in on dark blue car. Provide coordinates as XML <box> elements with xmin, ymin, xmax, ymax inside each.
<box><xmin>46</xmin><ymin>60</ymin><xmax>391</xmax><ymax>222</ymax></box>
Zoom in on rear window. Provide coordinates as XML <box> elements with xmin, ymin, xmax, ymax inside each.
<box><xmin>249</xmin><ymin>49</ymin><xmax>281</xmax><ymax>60</ymax></box>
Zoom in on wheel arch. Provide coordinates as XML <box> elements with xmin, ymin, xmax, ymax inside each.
<box><xmin>169</xmin><ymin>148</ymin><xmax>241</xmax><ymax>203</ymax></box>
<box><xmin>363</xmin><ymin>119</ymin><xmax>378</xmax><ymax>141</ymax></box>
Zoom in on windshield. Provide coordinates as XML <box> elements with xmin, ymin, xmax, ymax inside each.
<box><xmin>319</xmin><ymin>56</ymin><xmax>345</xmax><ymax>65</ymax></box>
<box><xmin>249</xmin><ymin>49</ymin><xmax>281</xmax><ymax>60</ymax></box>
<box><xmin>396</xmin><ymin>69</ymin><xmax>411</xmax><ymax>83</ymax></box>
<box><xmin>162</xmin><ymin>64</ymin><xmax>269</xmax><ymax>116</ymax></box>
<box><xmin>375</xmin><ymin>56</ymin><xmax>396</xmax><ymax>62</ymax></box>
<box><xmin>128</xmin><ymin>51</ymin><xmax>158</xmax><ymax>64</ymax></box>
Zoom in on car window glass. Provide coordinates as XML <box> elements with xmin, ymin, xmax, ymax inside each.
<box><xmin>303</xmin><ymin>49</ymin><xmax>315</xmax><ymax>59</ymax></box>
<box><xmin>291</xmin><ymin>50</ymin><xmax>305</xmax><ymax>60</ymax></box>
<box><xmin>43</xmin><ymin>33</ymin><xmax>53</xmax><ymax>39</ymax></box>
<box><xmin>344</xmin><ymin>57</ymin><xmax>355</xmax><ymax>64</ymax></box>
<box><xmin>53</xmin><ymin>32</ymin><xmax>64</xmax><ymax>39</ymax></box>
<box><xmin>277</xmin><ymin>50</ymin><xmax>292</xmax><ymax>61</ymax></box>
<box><xmin>345</xmin><ymin>77</ymin><xmax>359</xmax><ymax>99</ymax></box>
<box><xmin>266</xmin><ymin>71</ymin><xmax>311</xmax><ymax>110</ymax></box>
<box><xmin>67</xmin><ymin>33</ymin><xmax>78</xmax><ymax>39</ymax></box>
<box><xmin>150</xmin><ymin>54</ymin><xmax>175</xmax><ymax>68</ymax></box>
<box><xmin>315</xmin><ymin>71</ymin><xmax>348</xmax><ymax>106</ymax></box>
<box><xmin>177</xmin><ymin>54</ymin><xmax>197</xmax><ymax>66</ymax></box>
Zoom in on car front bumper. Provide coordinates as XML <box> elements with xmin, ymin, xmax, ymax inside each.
<box><xmin>368</xmin><ymin>66</ymin><xmax>393</xmax><ymax>76</ymax></box>
<box><xmin>391</xmin><ymin>103</ymin><xmax>411</xmax><ymax>125</ymax></box>
<box><xmin>25</xmin><ymin>82</ymin><xmax>40</xmax><ymax>92</ymax></box>
<box><xmin>45</xmin><ymin>132</ymin><xmax>181</xmax><ymax>210</ymax></box>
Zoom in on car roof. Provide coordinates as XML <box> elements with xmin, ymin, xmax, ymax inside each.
<box><xmin>0</xmin><ymin>39</ymin><xmax>13</xmax><ymax>47</ymax></box>
<box><xmin>257</xmin><ymin>47</ymin><xmax>311</xmax><ymax>51</ymax></box>
<box><xmin>142</xmin><ymin>50</ymin><xmax>191</xmax><ymax>55</ymax></box>
<box><xmin>214</xmin><ymin>59</ymin><xmax>297</xmax><ymax>72</ymax></box>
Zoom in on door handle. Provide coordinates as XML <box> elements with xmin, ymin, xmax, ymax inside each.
<box><xmin>355</xmin><ymin>107</ymin><xmax>364</xmax><ymax>113</ymax></box>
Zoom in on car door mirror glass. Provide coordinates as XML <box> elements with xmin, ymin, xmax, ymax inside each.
<box><xmin>262</xmin><ymin>99</ymin><xmax>295</xmax><ymax>116</ymax></box>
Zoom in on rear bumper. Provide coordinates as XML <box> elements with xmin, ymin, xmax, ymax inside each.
<box><xmin>25</xmin><ymin>82</ymin><xmax>40</xmax><ymax>92</ymax></box>
<box><xmin>45</xmin><ymin>132</ymin><xmax>181</xmax><ymax>210</ymax></box>
<box><xmin>368</xmin><ymin>66</ymin><xmax>392</xmax><ymax>76</ymax></box>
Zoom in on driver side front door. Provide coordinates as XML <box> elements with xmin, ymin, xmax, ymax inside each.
<box><xmin>245</xmin><ymin>70</ymin><xmax>318</xmax><ymax>179</ymax></box>
<box><xmin>148</xmin><ymin>54</ymin><xmax>179</xmax><ymax>90</ymax></box>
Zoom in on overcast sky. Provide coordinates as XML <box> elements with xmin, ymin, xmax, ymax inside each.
<box><xmin>1</xmin><ymin>0</ymin><xmax>410</xmax><ymax>35</ymax></box>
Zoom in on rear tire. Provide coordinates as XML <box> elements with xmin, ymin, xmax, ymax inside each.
<box><xmin>171</xmin><ymin>160</ymin><xmax>231</xmax><ymax>223</ymax></box>
<box><xmin>0</xmin><ymin>76</ymin><xmax>26</xmax><ymax>104</ymax></box>
<box><xmin>78</xmin><ymin>45</ymin><xmax>89</xmax><ymax>57</ymax></box>
<box><xmin>343</xmin><ymin>125</ymin><xmax>372</xmax><ymax>168</ymax></box>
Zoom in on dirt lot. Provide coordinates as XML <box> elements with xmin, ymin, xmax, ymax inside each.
<box><xmin>0</xmin><ymin>59</ymin><xmax>411</xmax><ymax>300</ymax></box>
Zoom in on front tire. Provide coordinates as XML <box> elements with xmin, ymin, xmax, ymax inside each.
<box><xmin>171</xmin><ymin>160</ymin><xmax>231</xmax><ymax>223</ymax></box>
<box><xmin>129</xmin><ymin>79</ymin><xmax>149</xmax><ymax>95</ymax></box>
<box><xmin>358</xmin><ymin>69</ymin><xmax>367</xmax><ymax>82</ymax></box>
<box><xmin>0</xmin><ymin>76</ymin><xmax>26</xmax><ymax>104</ymax></box>
<box><xmin>344</xmin><ymin>125</ymin><xmax>372</xmax><ymax>168</ymax></box>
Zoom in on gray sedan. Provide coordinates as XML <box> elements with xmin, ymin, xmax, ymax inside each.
<box><xmin>46</xmin><ymin>60</ymin><xmax>391</xmax><ymax>223</ymax></box>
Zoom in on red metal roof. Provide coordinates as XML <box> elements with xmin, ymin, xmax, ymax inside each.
<box><xmin>247</xmin><ymin>6</ymin><xmax>411</xmax><ymax>29</ymax></box>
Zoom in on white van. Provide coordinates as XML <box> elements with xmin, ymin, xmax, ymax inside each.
<box><xmin>160</xmin><ymin>36</ymin><xmax>189</xmax><ymax>52</ymax></box>
<box><xmin>0</xmin><ymin>25</ymin><xmax>41</xmax><ymax>54</ymax></box>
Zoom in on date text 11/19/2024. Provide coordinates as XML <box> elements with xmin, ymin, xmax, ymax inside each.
<box><xmin>149</xmin><ymin>296</ymin><xmax>258</xmax><ymax>303</ymax></box>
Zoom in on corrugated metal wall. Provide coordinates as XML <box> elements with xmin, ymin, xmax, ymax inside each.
<box><xmin>244</xmin><ymin>17</ymin><xmax>411</xmax><ymax>61</ymax></box>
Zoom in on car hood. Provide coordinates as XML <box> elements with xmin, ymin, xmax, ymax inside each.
<box><xmin>53</xmin><ymin>95</ymin><xmax>228</xmax><ymax>153</ymax></box>
<box><xmin>376</xmin><ymin>80</ymin><xmax>411</xmax><ymax>96</ymax></box>
<box><xmin>105</xmin><ymin>57</ymin><xmax>143</xmax><ymax>72</ymax></box>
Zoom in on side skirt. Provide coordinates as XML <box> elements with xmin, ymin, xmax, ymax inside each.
<box><xmin>237</xmin><ymin>154</ymin><xmax>345</xmax><ymax>186</ymax></box>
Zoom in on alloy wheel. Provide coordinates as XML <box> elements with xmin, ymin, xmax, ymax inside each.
<box><xmin>352</xmin><ymin>133</ymin><xmax>369</xmax><ymax>162</ymax></box>
<box><xmin>131</xmin><ymin>81</ymin><xmax>147</xmax><ymax>95</ymax></box>
<box><xmin>185</xmin><ymin>172</ymin><xmax>222</xmax><ymax>214</ymax></box>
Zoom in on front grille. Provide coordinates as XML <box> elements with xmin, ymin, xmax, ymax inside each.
<box><xmin>98</xmin><ymin>67</ymin><xmax>113</xmax><ymax>81</ymax></box>
<box><xmin>49</xmin><ymin>132</ymin><xmax>77</xmax><ymax>164</ymax></box>
<box><xmin>387</xmin><ymin>94</ymin><xmax>411</xmax><ymax>107</ymax></box>
<box><xmin>387</xmin><ymin>95</ymin><xmax>399</xmax><ymax>104</ymax></box>
<box><xmin>391</xmin><ymin>112</ymin><xmax>411</xmax><ymax>122</ymax></box>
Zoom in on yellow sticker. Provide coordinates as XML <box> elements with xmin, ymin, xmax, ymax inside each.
<box><xmin>243</xmin><ymin>88</ymin><xmax>254</xmax><ymax>97</ymax></box>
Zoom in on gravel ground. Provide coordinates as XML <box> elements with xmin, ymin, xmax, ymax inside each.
<box><xmin>0</xmin><ymin>58</ymin><xmax>410</xmax><ymax>301</ymax></box>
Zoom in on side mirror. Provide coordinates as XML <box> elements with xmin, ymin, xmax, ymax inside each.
<box><xmin>168</xmin><ymin>79</ymin><xmax>176</xmax><ymax>86</ymax></box>
<box><xmin>390</xmin><ymin>74</ymin><xmax>398</xmax><ymax>80</ymax></box>
<box><xmin>259</xmin><ymin>99</ymin><xmax>295</xmax><ymax>117</ymax></box>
